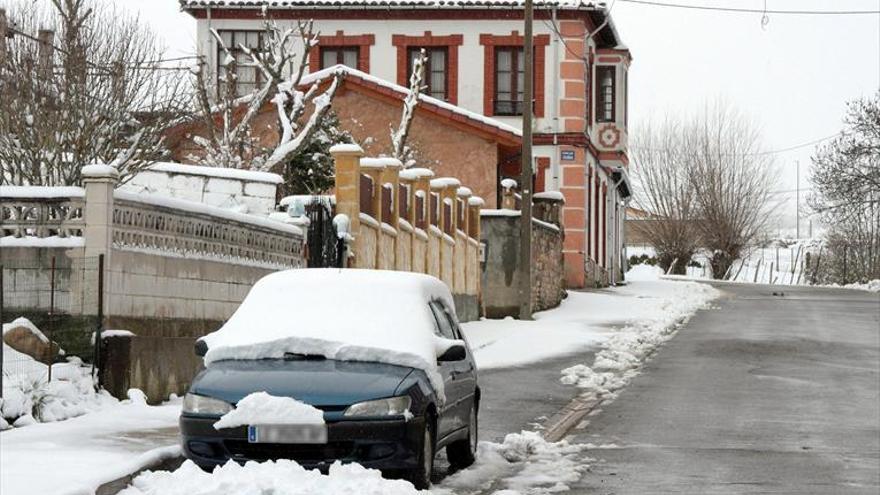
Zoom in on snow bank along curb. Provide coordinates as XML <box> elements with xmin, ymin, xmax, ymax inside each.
<box><xmin>560</xmin><ymin>279</ymin><xmax>720</xmax><ymax>403</ymax></box>
<box><xmin>119</xmin><ymin>431</ymin><xmax>590</xmax><ymax>495</ymax></box>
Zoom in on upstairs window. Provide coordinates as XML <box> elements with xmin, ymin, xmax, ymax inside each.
<box><xmin>408</xmin><ymin>47</ymin><xmax>448</xmax><ymax>101</ymax></box>
<box><xmin>217</xmin><ymin>30</ymin><xmax>264</xmax><ymax>98</ymax></box>
<box><xmin>494</xmin><ymin>47</ymin><xmax>525</xmax><ymax>116</ymax></box>
<box><xmin>596</xmin><ymin>66</ymin><xmax>616</xmax><ymax>123</ymax></box>
<box><xmin>320</xmin><ymin>47</ymin><xmax>359</xmax><ymax>69</ymax></box>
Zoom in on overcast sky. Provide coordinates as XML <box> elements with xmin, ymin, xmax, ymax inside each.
<box><xmin>125</xmin><ymin>0</ymin><xmax>880</xmax><ymax>234</ymax></box>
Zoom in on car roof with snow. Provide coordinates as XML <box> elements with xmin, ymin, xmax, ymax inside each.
<box><xmin>201</xmin><ymin>269</ymin><xmax>460</xmax><ymax>399</ymax></box>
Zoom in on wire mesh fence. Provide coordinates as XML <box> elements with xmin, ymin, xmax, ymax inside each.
<box><xmin>1</xmin><ymin>255</ymin><xmax>103</xmax><ymax>397</ymax></box>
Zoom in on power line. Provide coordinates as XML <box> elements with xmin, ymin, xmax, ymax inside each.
<box><xmin>630</xmin><ymin>132</ymin><xmax>843</xmax><ymax>157</ymax></box>
<box><xmin>618</xmin><ymin>0</ymin><xmax>880</xmax><ymax>15</ymax></box>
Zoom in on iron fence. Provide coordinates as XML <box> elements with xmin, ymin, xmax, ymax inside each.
<box><xmin>1</xmin><ymin>255</ymin><xmax>103</xmax><ymax>397</ymax></box>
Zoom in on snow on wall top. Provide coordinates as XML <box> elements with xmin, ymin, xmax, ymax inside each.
<box><xmin>533</xmin><ymin>191</ymin><xmax>565</xmax><ymax>202</ymax></box>
<box><xmin>301</xmin><ymin>65</ymin><xmax>522</xmax><ymax>137</ymax></box>
<box><xmin>114</xmin><ymin>190</ymin><xmax>303</xmax><ymax>236</ymax></box>
<box><xmin>181</xmin><ymin>0</ymin><xmax>602</xmax><ymax>10</ymax></box>
<box><xmin>398</xmin><ymin>168</ymin><xmax>435</xmax><ymax>181</ymax></box>
<box><xmin>430</xmin><ymin>177</ymin><xmax>461</xmax><ymax>189</ymax></box>
<box><xmin>201</xmin><ymin>269</ymin><xmax>461</xmax><ymax>402</ymax></box>
<box><xmin>0</xmin><ymin>186</ymin><xmax>84</xmax><ymax>199</ymax></box>
<box><xmin>360</xmin><ymin>157</ymin><xmax>403</xmax><ymax>169</ymax></box>
<box><xmin>147</xmin><ymin>162</ymin><xmax>283</xmax><ymax>185</ymax></box>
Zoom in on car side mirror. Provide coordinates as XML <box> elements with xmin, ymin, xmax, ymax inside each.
<box><xmin>438</xmin><ymin>344</ymin><xmax>466</xmax><ymax>362</ymax></box>
<box><xmin>194</xmin><ymin>339</ymin><xmax>208</xmax><ymax>358</ymax></box>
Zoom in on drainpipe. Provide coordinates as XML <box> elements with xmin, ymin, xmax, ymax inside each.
<box><xmin>551</xmin><ymin>6</ymin><xmax>560</xmax><ymax>190</ymax></box>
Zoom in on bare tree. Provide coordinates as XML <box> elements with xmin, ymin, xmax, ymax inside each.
<box><xmin>630</xmin><ymin>118</ymin><xmax>701</xmax><ymax>274</ymax></box>
<box><xmin>810</xmin><ymin>91</ymin><xmax>880</xmax><ymax>283</ymax></box>
<box><xmin>0</xmin><ymin>0</ymin><xmax>190</xmax><ymax>186</ymax></box>
<box><xmin>390</xmin><ymin>49</ymin><xmax>426</xmax><ymax>168</ymax></box>
<box><xmin>687</xmin><ymin>103</ymin><xmax>779</xmax><ymax>278</ymax></box>
<box><xmin>190</xmin><ymin>16</ymin><xmax>343</xmax><ymax>174</ymax></box>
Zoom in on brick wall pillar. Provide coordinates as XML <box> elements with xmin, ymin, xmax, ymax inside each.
<box><xmin>82</xmin><ymin>164</ymin><xmax>119</xmax><ymax>317</ymax></box>
<box><xmin>331</xmin><ymin>144</ymin><xmax>364</xmax><ymax>266</ymax></box>
<box><xmin>501</xmin><ymin>180</ymin><xmax>517</xmax><ymax>210</ymax></box>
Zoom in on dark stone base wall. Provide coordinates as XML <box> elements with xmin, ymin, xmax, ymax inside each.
<box><xmin>100</xmin><ymin>316</ymin><xmax>222</xmax><ymax>403</ymax></box>
<box><xmin>480</xmin><ymin>215</ymin><xmax>565</xmax><ymax>319</ymax></box>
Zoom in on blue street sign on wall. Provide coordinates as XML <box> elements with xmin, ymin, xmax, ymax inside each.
<box><xmin>561</xmin><ymin>150</ymin><xmax>575</xmax><ymax>161</ymax></box>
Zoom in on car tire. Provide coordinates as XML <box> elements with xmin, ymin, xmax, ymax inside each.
<box><xmin>447</xmin><ymin>402</ymin><xmax>477</xmax><ymax>469</ymax></box>
<box><xmin>405</xmin><ymin>417</ymin><xmax>435</xmax><ymax>489</ymax></box>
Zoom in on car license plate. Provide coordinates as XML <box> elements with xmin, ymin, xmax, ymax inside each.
<box><xmin>248</xmin><ymin>424</ymin><xmax>328</xmax><ymax>444</ymax></box>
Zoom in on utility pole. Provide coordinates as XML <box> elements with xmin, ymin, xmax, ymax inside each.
<box><xmin>519</xmin><ymin>0</ymin><xmax>534</xmax><ymax>320</ymax></box>
<box><xmin>0</xmin><ymin>9</ymin><xmax>8</xmax><ymax>66</ymax></box>
<box><xmin>796</xmin><ymin>160</ymin><xmax>800</xmax><ymax>239</ymax></box>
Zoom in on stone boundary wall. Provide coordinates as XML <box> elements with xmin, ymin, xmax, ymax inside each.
<box><xmin>331</xmin><ymin>145</ymin><xmax>483</xmax><ymax>322</ymax></box>
<box><xmin>123</xmin><ymin>162</ymin><xmax>282</xmax><ymax>217</ymax></box>
<box><xmin>1</xmin><ymin>166</ymin><xmax>306</xmax><ymax>402</ymax></box>
<box><xmin>480</xmin><ymin>189</ymin><xmax>566</xmax><ymax>318</ymax></box>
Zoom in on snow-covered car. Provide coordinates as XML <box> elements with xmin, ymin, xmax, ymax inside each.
<box><xmin>179</xmin><ymin>269</ymin><xmax>479</xmax><ymax>488</ymax></box>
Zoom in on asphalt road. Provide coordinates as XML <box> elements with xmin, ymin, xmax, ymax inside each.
<box><xmin>570</xmin><ymin>283</ymin><xmax>880</xmax><ymax>494</ymax></box>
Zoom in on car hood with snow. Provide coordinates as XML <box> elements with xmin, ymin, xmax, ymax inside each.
<box><xmin>200</xmin><ymin>269</ymin><xmax>463</xmax><ymax>401</ymax></box>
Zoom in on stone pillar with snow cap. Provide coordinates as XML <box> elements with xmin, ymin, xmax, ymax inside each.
<box><xmin>360</xmin><ymin>158</ymin><xmax>385</xmax><ymax>223</ymax></box>
<box><xmin>81</xmin><ymin>163</ymin><xmax>119</xmax><ymax>318</ymax></box>
<box><xmin>82</xmin><ymin>164</ymin><xmax>119</xmax><ymax>260</ymax></box>
<box><xmin>331</xmin><ymin>143</ymin><xmax>364</xmax><ymax>242</ymax></box>
<box><xmin>431</xmin><ymin>177</ymin><xmax>461</xmax><ymax>287</ymax></box>
<box><xmin>501</xmin><ymin>178</ymin><xmax>518</xmax><ymax>210</ymax></box>
<box><xmin>456</xmin><ymin>187</ymin><xmax>472</xmax><ymax>230</ymax></box>
<box><xmin>378</xmin><ymin>158</ymin><xmax>402</xmax><ymax>228</ymax></box>
<box><xmin>401</xmin><ymin>168</ymin><xmax>434</xmax><ymax>274</ymax></box>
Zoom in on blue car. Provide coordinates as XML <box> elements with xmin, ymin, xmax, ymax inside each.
<box><xmin>179</xmin><ymin>270</ymin><xmax>480</xmax><ymax>489</ymax></box>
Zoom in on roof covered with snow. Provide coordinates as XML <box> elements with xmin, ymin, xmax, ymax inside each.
<box><xmin>201</xmin><ymin>269</ymin><xmax>460</xmax><ymax>401</ymax></box>
<box><xmin>301</xmin><ymin>65</ymin><xmax>522</xmax><ymax>142</ymax></box>
<box><xmin>181</xmin><ymin>0</ymin><xmax>604</xmax><ymax>10</ymax></box>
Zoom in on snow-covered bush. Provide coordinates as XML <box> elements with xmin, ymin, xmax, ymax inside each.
<box><xmin>280</xmin><ymin>111</ymin><xmax>354</xmax><ymax>196</ymax></box>
<box><xmin>2</xmin><ymin>319</ymin><xmax>116</xmax><ymax>427</ymax></box>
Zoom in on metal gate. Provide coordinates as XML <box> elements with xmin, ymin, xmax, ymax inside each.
<box><xmin>305</xmin><ymin>197</ymin><xmax>345</xmax><ymax>268</ymax></box>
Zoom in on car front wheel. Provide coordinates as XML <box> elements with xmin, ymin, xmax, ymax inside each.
<box><xmin>405</xmin><ymin>417</ymin><xmax>435</xmax><ymax>489</ymax></box>
<box><xmin>446</xmin><ymin>403</ymin><xmax>477</xmax><ymax>468</ymax></box>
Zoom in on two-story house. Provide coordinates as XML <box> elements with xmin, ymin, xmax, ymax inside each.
<box><xmin>180</xmin><ymin>0</ymin><xmax>632</xmax><ymax>288</ymax></box>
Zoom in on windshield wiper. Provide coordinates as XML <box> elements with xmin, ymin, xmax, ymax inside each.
<box><xmin>283</xmin><ymin>352</ymin><xmax>327</xmax><ymax>361</ymax></box>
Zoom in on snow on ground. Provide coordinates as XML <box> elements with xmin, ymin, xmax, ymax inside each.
<box><xmin>558</xmin><ymin>268</ymin><xmax>719</xmax><ymax>400</ymax></box>
<box><xmin>462</xmin><ymin>263</ymin><xmax>714</xmax><ymax>370</ymax></box>
<box><xmin>120</xmin><ymin>460</ymin><xmax>423</xmax><ymax>495</ymax></box>
<box><xmin>119</xmin><ymin>430</ymin><xmax>587</xmax><ymax>495</ymax></box>
<box><xmin>0</xmin><ymin>394</ymin><xmax>181</xmax><ymax>495</ymax></box>
<box><xmin>2</xmin><ymin>319</ymin><xmax>117</xmax><ymax>425</ymax></box>
<box><xmin>439</xmin><ymin>431</ymin><xmax>589</xmax><ymax>495</ymax></box>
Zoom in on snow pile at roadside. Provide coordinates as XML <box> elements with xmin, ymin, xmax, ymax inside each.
<box><xmin>120</xmin><ymin>460</ymin><xmax>425</xmax><ymax>495</ymax></box>
<box><xmin>202</xmin><ymin>269</ymin><xmax>462</xmax><ymax>402</ymax></box>
<box><xmin>1</xmin><ymin>396</ymin><xmax>181</xmax><ymax>495</ymax></box>
<box><xmin>120</xmin><ymin>430</ymin><xmax>588</xmax><ymax>495</ymax></box>
<box><xmin>439</xmin><ymin>431</ymin><xmax>589</xmax><ymax>494</ymax></box>
<box><xmin>2</xmin><ymin>318</ymin><xmax>117</xmax><ymax>426</ymax></box>
<box><xmin>214</xmin><ymin>392</ymin><xmax>324</xmax><ymax>429</ymax></box>
<box><xmin>1</xmin><ymin>353</ymin><xmax>116</xmax><ymax>425</ymax></box>
<box><xmin>826</xmin><ymin>279</ymin><xmax>880</xmax><ymax>293</ymax></box>
<box><xmin>560</xmin><ymin>269</ymin><xmax>719</xmax><ymax>399</ymax></box>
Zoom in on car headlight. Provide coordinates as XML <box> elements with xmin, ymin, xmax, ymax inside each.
<box><xmin>183</xmin><ymin>393</ymin><xmax>233</xmax><ymax>415</ymax></box>
<box><xmin>343</xmin><ymin>396</ymin><xmax>412</xmax><ymax>417</ymax></box>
